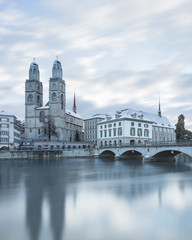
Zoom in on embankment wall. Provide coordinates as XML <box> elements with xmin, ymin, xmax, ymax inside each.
<box><xmin>0</xmin><ymin>149</ymin><xmax>95</xmax><ymax>160</ymax></box>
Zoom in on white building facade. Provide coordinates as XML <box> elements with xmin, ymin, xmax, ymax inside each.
<box><xmin>97</xmin><ymin>108</ymin><xmax>176</xmax><ymax>147</ymax></box>
<box><xmin>0</xmin><ymin>111</ymin><xmax>22</xmax><ymax>149</ymax></box>
<box><xmin>25</xmin><ymin>59</ymin><xmax>83</xmax><ymax>142</ymax></box>
<box><xmin>84</xmin><ymin>114</ymin><xmax>107</xmax><ymax>145</ymax></box>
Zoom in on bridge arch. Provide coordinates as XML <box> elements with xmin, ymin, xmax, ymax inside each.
<box><xmin>150</xmin><ymin>147</ymin><xmax>192</xmax><ymax>159</ymax></box>
<box><xmin>100</xmin><ymin>150</ymin><xmax>116</xmax><ymax>158</ymax></box>
<box><xmin>152</xmin><ymin>150</ymin><xmax>181</xmax><ymax>158</ymax></box>
<box><xmin>121</xmin><ymin>150</ymin><xmax>142</xmax><ymax>158</ymax></box>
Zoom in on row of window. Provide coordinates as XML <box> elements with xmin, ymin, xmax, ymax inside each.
<box><xmin>100</xmin><ymin>140</ymin><xmax>122</xmax><ymax>146</ymax></box>
<box><xmin>100</xmin><ymin>128</ymin><xmax>123</xmax><ymax>138</ymax></box>
<box><xmin>28</xmin><ymin>94</ymin><xmax>41</xmax><ymax>104</ymax></box>
<box><xmin>131</xmin><ymin>122</ymin><xmax>149</xmax><ymax>128</ymax></box>
<box><xmin>100</xmin><ymin>122</ymin><xmax>121</xmax><ymax>129</ymax></box>
<box><xmin>51</xmin><ymin>82</ymin><xmax>64</xmax><ymax>91</ymax></box>
<box><xmin>14</xmin><ymin>125</ymin><xmax>22</xmax><ymax>132</ymax></box>
<box><xmin>85</xmin><ymin>119</ymin><xmax>100</xmax><ymax>126</ymax></box>
<box><xmin>86</xmin><ymin>125</ymin><xmax>97</xmax><ymax>130</ymax></box>
<box><xmin>27</xmin><ymin>84</ymin><xmax>41</xmax><ymax>92</ymax></box>
<box><xmin>0</xmin><ymin>124</ymin><xmax>9</xmax><ymax>128</ymax></box>
<box><xmin>14</xmin><ymin>139</ymin><xmax>20</xmax><ymax>143</ymax></box>
<box><xmin>153</xmin><ymin>128</ymin><xmax>174</xmax><ymax>133</ymax></box>
<box><xmin>0</xmin><ymin>131</ymin><xmax>8</xmax><ymax>135</ymax></box>
<box><xmin>28</xmin><ymin>93</ymin><xmax>64</xmax><ymax>106</ymax></box>
<box><xmin>27</xmin><ymin>83</ymin><xmax>64</xmax><ymax>92</ymax></box>
<box><xmin>0</xmin><ymin>138</ymin><xmax>8</xmax><ymax>142</ymax></box>
<box><xmin>0</xmin><ymin>118</ymin><xmax>9</xmax><ymax>122</ymax></box>
<box><xmin>99</xmin><ymin>122</ymin><xmax>149</xmax><ymax>129</ymax></box>
<box><xmin>99</xmin><ymin>128</ymin><xmax>149</xmax><ymax>138</ymax></box>
<box><xmin>14</xmin><ymin>132</ymin><xmax>20</xmax><ymax>138</ymax></box>
<box><xmin>130</xmin><ymin>128</ymin><xmax>149</xmax><ymax>137</ymax></box>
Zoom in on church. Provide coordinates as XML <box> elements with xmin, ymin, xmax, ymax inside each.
<box><xmin>25</xmin><ymin>59</ymin><xmax>83</xmax><ymax>142</ymax></box>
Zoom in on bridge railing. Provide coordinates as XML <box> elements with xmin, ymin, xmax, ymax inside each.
<box><xmin>98</xmin><ymin>140</ymin><xmax>192</xmax><ymax>149</ymax></box>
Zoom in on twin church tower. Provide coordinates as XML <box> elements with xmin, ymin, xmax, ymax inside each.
<box><xmin>25</xmin><ymin>59</ymin><xmax>67</xmax><ymax>141</ymax></box>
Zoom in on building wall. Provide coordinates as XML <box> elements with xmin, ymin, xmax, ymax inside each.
<box><xmin>97</xmin><ymin>112</ymin><xmax>176</xmax><ymax>147</ymax></box>
<box><xmin>0</xmin><ymin>113</ymin><xmax>22</xmax><ymax>149</ymax></box>
<box><xmin>65</xmin><ymin>112</ymin><xmax>84</xmax><ymax>142</ymax></box>
<box><xmin>97</xmin><ymin>119</ymin><xmax>153</xmax><ymax>146</ymax></box>
<box><xmin>84</xmin><ymin>115</ymin><xmax>106</xmax><ymax>145</ymax></box>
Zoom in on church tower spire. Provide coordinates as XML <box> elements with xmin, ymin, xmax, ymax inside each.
<box><xmin>158</xmin><ymin>97</ymin><xmax>161</xmax><ymax>117</ymax></box>
<box><xmin>73</xmin><ymin>92</ymin><xmax>76</xmax><ymax>113</ymax></box>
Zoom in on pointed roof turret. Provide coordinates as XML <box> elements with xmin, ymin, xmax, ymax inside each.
<box><xmin>73</xmin><ymin>92</ymin><xmax>77</xmax><ymax>113</ymax></box>
<box><xmin>158</xmin><ymin>97</ymin><xmax>161</xmax><ymax>117</ymax></box>
<box><xmin>29</xmin><ymin>58</ymin><xmax>40</xmax><ymax>81</ymax></box>
<box><xmin>52</xmin><ymin>56</ymin><xmax>63</xmax><ymax>79</ymax></box>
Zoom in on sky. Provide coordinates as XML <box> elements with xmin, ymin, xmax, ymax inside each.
<box><xmin>0</xmin><ymin>0</ymin><xmax>192</xmax><ymax>129</ymax></box>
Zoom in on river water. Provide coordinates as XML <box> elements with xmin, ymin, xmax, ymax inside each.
<box><xmin>0</xmin><ymin>156</ymin><xmax>192</xmax><ymax>240</ymax></box>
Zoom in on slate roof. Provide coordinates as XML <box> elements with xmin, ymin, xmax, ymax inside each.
<box><xmin>100</xmin><ymin>108</ymin><xmax>174</xmax><ymax>128</ymax></box>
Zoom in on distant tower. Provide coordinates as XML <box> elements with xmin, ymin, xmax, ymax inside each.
<box><xmin>49</xmin><ymin>58</ymin><xmax>66</xmax><ymax>140</ymax></box>
<box><xmin>73</xmin><ymin>92</ymin><xmax>77</xmax><ymax>113</ymax></box>
<box><xmin>25</xmin><ymin>59</ymin><xmax>43</xmax><ymax>139</ymax></box>
<box><xmin>158</xmin><ymin>97</ymin><xmax>161</xmax><ymax>117</ymax></box>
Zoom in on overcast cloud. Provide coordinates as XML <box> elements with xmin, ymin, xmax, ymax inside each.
<box><xmin>0</xmin><ymin>0</ymin><xmax>192</xmax><ymax>128</ymax></box>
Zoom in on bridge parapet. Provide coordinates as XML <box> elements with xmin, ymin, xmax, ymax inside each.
<box><xmin>98</xmin><ymin>141</ymin><xmax>192</xmax><ymax>149</ymax></box>
<box><xmin>96</xmin><ymin>141</ymin><xmax>192</xmax><ymax>160</ymax></box>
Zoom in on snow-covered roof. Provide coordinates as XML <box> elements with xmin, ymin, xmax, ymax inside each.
<box><xmin>85</xmin><ymin>114</ymin><xmax>107</xmax><ymax>120</ymax></box>
<box><xmin>66</xmin><ymin>109</ymin><xmax>82</xmax><ymax>119</ymax></box>
<box><xmin>36</xmin><ymin>106</ymin><xmax>50</xmax><ymax>110</ymax></box>
<box><xmin>0</xmin><ymin>110</ymin><xmax>14</xmax><ymax>117</ymax></box>
<box><xmin>100</xmin><ymin>108</ymin><xmax>174</xmax><ymax>128</ymax></box>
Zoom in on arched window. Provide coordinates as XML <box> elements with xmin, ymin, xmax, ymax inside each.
<box><xmin>28</xmin><ymin>94</ymin><xmax>33</xmax><ymax>103</ymax></box>
<box><xmin>114</xmin><ymin>140</ymin><xmax>117</xmax><ymax>146</ymax></box>
<box><xmin>39</xmin><ymin>111</ymin><xmax>45</xmax><ymax>122</ymax></box>
<box><xmin>52</xmin><ymin>83</ymin><xmax>56</xmax><ymax>90</ymax></box>
<box><xmin>37</xmin><ymin>95</ymin><xmax>40</xmax><ymax>105</ymax></box>
<box><xmin>100</xmin><ymin>141</ymin><xmax>103</xmax><ymax>146</ymax></box>
<box><xmin>52</xmin><ymin>92</ymin><xmax>56</xmax><ymax>101</ymax></box>
<box><xmin>61</xmin><ymin>84</ymin><xmax>63</xmax><ymax>91</ymax></box>
<box><xmin>37</xmin><ymin>85</ymin><xmax>40</xmax><ymax>92</ymax></box>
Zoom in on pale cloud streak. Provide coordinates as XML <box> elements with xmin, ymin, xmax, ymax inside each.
<box><xmin>0</xmin><ymin>0</ymin><xmax>192</xmax><ymax>128</ymax></box>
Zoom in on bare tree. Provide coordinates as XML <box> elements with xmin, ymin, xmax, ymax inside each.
<box><xmin>41</xmin><ymin>115</ymin><xmax>59</xmax><ymax>141</ymax></box>
<box><xmin>75</xmin><ymin>130</ymin><xmax>80</xmax><ymax>142</ymax></box>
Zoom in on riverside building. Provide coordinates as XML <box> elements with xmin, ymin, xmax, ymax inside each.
<box><xmin>84</xmin><ymin>114</ymin><xmax>107</xmax><ymax>145</ymax></box>
<box><xmin>0</xmin><ymin>111</ymin><xmax>22</xmax><ymax>149</ymax></box>
<box><xmin>97</xmin><ymin>107</ymin><xmax>176</xmax><ymax>147</ymax></box>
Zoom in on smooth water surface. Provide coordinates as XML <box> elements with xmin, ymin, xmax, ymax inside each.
<box><xmin>0</xmin><ymin>157</ymin><xmax>192</xmax><ymax>240</ymax></box>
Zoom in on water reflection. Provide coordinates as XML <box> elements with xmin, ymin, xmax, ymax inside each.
<box><xmin>25</xmin><ymin>160</ymin><xmax>68</xmax><ymax>240</ymax></box>
<box><xmin>0</xmin><ymin>157</ymin><xmax>192</xmax><ymax>240</ymax></box>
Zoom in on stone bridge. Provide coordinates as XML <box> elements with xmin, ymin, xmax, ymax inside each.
<box><xmin>94</xmin><ymin>142</ymin><xmax>192</xmax><ymax>161</ymax></box>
